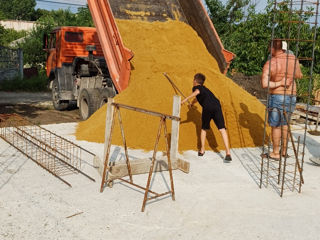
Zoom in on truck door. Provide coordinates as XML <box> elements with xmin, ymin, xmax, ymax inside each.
<box><xmin>46</xmin><ymin>32</ymin><xmax>57</xmax><ymax>77</ymax></box>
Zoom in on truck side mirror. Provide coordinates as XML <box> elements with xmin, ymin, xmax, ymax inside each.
<box><xmin>43</xmin><ymin>34</ymin><xmax>48</xmax><ymax>51</ymax></box>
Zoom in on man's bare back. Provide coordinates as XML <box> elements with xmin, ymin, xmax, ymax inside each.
<box><xmin>262</xmin><ymin>51</ymin><xmax>303</xmax><ymax>95</ymax></box>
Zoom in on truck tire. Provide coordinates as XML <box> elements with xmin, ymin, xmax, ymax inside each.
<box><xmin>98</xmin><ymin>88</ymin><xmax>115</xmax><ymax>108</ymax></box>
<box><xmin>52</xmin><ymin>80</ymin><xmax>69</xmax><ymax>111</ymax></box>
<box><xmin>79</xmin><ymin>88</ymin><xmax>100</xmax><ymax>120</ymax></box>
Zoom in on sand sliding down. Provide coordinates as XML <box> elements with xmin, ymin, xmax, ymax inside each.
<box><xmin>76</xmin><ymin>20</ymin><xmax>267</xmax><ymax>151</ymax></box>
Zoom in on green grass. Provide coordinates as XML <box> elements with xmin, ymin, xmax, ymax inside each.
<box><xmin>0</xmin><ymin>72</ymin><xmax>49</xmax><ymax>92</ymax></box>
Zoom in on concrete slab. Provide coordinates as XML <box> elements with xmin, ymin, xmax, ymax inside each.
<box><xmin>0</xmin><ymin>122</ymin><xmax>319</xmax><ymax>240</ymax></box>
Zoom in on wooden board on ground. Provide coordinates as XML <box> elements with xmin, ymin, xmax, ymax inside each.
<box><xmin>93</xmin><ymin>155</ymin><xmax>189</xmax><ymax>180</ymax></box>
<box><xmin>296</xmin><ymin>103</ymin><xmax>320</xmax><ymax>113</ymax></box>
<box><xmin>293</xmin><ymin>109</ymin><xmax>320</xmax><ymax>124</ymax></box>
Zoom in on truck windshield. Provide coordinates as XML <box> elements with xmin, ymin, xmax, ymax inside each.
<box><xmin>65</xmin><ymin>32</ymin><xmax>83</xmax><ymax>42</ymax></box>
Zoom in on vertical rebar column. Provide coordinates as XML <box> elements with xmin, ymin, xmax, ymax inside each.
<box><xmin>292</xmin><ymin>136</ymin><xmax>300</xmax><ymax>191</ymax></box>
<box><xmin>260</xmin><ymin>0</ymin><xmax>278</xmax><ymax>189</ymax></box>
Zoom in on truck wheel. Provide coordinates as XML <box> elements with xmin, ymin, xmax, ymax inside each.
<box><xmin>52</xmin><ymin>80</ymin><xmax>69</xmax><ymax>110</ymax></box>
<box><xmin>79</xmin><ymin>88</ymin><xmax>100</xmax><ymax>120</ymax></box>
<box><xmin>98</xmin><ymin>88</ymin><xmax>115</xmax><ymax>108</ymax></box>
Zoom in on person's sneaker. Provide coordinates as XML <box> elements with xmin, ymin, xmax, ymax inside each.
<box><xmin>198</xmin><ymin>151</ymin><xmax>205</xmax><ymax>156</ymax></box>
<box><xmin>224</xmin><ymin>154</ymin><xmax>232</xmax><ymax>162</ymax></box>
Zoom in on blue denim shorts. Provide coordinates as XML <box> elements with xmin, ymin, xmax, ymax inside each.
<box><xmin>268</xmin><ymin>94</ymin><xmax>296</xmax><ymax>127</ymax></box>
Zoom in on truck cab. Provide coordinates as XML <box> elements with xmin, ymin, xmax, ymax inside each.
<box><xmin>44</xmin><ymin>26</ymin><xmax>115</xmax><ymax>120</ymax></box>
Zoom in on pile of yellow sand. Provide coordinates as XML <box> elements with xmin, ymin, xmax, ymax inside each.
<box><xmin>76</xmin><ymin>20</ymin><xmax>267</xmax><ymax>151</ymax></box>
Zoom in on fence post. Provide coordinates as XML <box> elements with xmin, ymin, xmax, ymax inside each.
<box><xmin>18</xmin><ymin>49</ymin><xmax>23</xmax><ymax>80</ymax></box>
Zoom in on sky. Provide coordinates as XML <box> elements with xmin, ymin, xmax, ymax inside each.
<box><xmin>35</xmin><ymin>0</ymin><xmax>87</xmax><ymax>12</ymax></box>
<box><xmin>217</xmin><ymin>0</ymin><xmax>267</xmax><ymax>12</ymax></box>
<box><xmin>35</xmin><ymin>0</ymin><xmax>268</xmax><ymax>13</ymax></box>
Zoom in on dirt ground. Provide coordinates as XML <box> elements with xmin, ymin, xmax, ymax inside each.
<box><xmin>230</xmin><ymin>73</ymin><xmax>267</xmax><ymax>100</ymax></box>
<box><xmin>0</xmin><ymin>91</ymin><xmax>81</xmax><ymax>124</ymax></box>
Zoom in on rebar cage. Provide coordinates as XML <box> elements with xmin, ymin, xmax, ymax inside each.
<box><xmin>260</xmin><ymin>0</ymin><xmax>320</xmax><ymax>196</ymax></box>
<box><xmin>0</xmin><ymin>114</ymin><xmax>95</xmax><ymax>187</ymax></box>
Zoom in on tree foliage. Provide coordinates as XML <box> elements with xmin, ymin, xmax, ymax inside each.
<box><xmin>0</xmin><ymin>0</ymin><xmax>37</xmax><ymax>20</ymax></box>
<box><xmin>205</xmin><ymin>0</ymin><xmax>319</xmax><ymax>76</ymax></box>
<box><xmin>0</xmin><ymin>24</ymin><xmax>27</xmax><ymax>46</ymax></box>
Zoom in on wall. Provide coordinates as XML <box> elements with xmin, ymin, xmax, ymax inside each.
<box><xmin>0</xmin><ymin>20</ymin><xmax>36</xmax><ymax>31</ymax></box>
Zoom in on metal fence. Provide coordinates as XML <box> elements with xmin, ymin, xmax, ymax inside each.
<box><xmin>0</xmin><ymin>46</ymin><xmax>23</xmax><ymax>82</ymax></box>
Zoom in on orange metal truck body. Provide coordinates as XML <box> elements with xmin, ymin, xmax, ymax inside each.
<box><xmin>87</xmin><ymin>0</ymin><xmax>133</xmax><ymax>93</ymax></box>
<box><xmin>46</xmin><ymin>27</ymin><xmax>104</xmax><ymax>78</ymax></box>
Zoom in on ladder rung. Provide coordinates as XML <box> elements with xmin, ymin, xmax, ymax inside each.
<box><xmin>278</xmin><ymin>10</ymin><xmax>320</xmax><ymax>15</ymax></box>
<box><xmin>277</xmin><ymin>0</ymin><xmax>320</xmax><ymax>5</ymax></box>
<box><xmin>280</xmin><ymin>20</ymin><xmax>318</xmax><ymax>25</ymax></box>
<box><xmin>298</xmin><ymin>57</ymin><xmax>314</xmax><ymax>61</ymax></box>
<box><xmin>273</xmin><ymin>38</ymin><xmax>315</xmax><ymax>42</ymax></box>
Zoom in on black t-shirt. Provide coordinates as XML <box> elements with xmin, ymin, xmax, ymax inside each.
<box><xmin>192</xmin><ymin>85</ymin><xmax>220</xmax><ymax>109</ymax></box>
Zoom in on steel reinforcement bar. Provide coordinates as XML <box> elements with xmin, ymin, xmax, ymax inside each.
<box><xmin>0</xmin><ymin>114</ymin><xmax>95</xmax><ymax>187</ymax></box>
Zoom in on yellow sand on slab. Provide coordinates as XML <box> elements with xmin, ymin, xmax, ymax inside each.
<box><xmin>76</xmin><ymin>20</ymin><xmax>267</xmax><ymax>151</ymax></box>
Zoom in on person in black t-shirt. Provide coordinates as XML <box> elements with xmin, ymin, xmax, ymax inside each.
<box><xmin>181</xmin><ymin>73</ymin><xmax>232</xmax><ymax>161</ymax></box>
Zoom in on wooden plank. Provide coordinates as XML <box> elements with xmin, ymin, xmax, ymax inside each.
<box><xmin>177</xmin><ymin>158</ymin><xmax>190</xmax><ymax>173</ymax></box>
<box><xmin>293</xmin><ymin>109</ymin><xmax>320</xmax><ymax>123</ymax></box>
<box><xmin>96</xmin><ymin>98</ymin><xmax>114</xmax><ymax>169</ymax></box>
<box><xmin>108</xmin><ymin>158</ymin><xmax>189</xmax><ymax>180</ymax></box>
<box><xmin>93</xmin><ymin>156</ymin><xmax>189</xmax><ymax>179</ymax></box>
<box><xmin>170</xmin><ymin>95</ymin><xmax>181</xmax><ymax>161</ymax></box>
<box><xmin>112</xmin><ymin>102</ymin><xmax>180</xmax><ymax>121</ymax></box>
<box><xmin>296</xmin><ymin>103</ymin><xmax>320</xmax><ymax>113</ymax></box>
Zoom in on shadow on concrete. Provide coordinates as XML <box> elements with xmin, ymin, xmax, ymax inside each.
<box><xmin>238</xmin><ymin>103</ymin><xmax>265</xmax><ymax>146</ymax></box>
<box><xmin>0</xmin><ymin>144</ymin><xmax>28</xmax><ymax>190</ymax></box>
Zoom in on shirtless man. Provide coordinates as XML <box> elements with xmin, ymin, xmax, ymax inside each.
<box><xmin>261</xmin><ymin>39</ymin><xmax>303</xmax><ymax>160</ymax></box>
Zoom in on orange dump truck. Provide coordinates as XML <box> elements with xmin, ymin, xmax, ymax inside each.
<box><xmin>43</xmin><ymin>0</ymin><xmax>234</xmax><ymax>120</ymax></box>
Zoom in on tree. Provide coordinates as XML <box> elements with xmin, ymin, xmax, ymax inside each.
<box><xmin>205</xmin><ymin>0</ymin><xmax>229</xmax><ymax>36</ymax></box>
<box><xmin>0</xmin><ymin>23</ymin><xmax>27</xmax><ymax>47</ymax></box>
<box><xmin>225</xmin><ymin>0</ymin><xmax>250</xmax><ymax>24</ymax></box>
<box><xmin>205</xmin><ymin>0</ymin><xmax>251</xmax><ymax>36</ymax></box>
<box><xmin>75</xmin><ymin>7</ymin><xmax>94</xmax><ymax>27</ymax></box>
<box><xmin>0</xmin><ymin>24</ymin><xmax>6</xmax><ymax>45</ymax></box>
<box><xmin>32</xmin><ymin>8</ymin><xmax>51</xmax><ymax>21</ymax></box>
<box><xmin>206</xmin><ymin>0</ymin><xmax>319</xmax><ymax>75</ymax></box>
<box><xmin>0</xmin><ymin>0</ymin><xmax>36</xmax><ymax>20</ymax></box>
<box><xmin>226</xmin><ymin>10</ymin><xmax>271</xmax><ymax>75</ymax></box>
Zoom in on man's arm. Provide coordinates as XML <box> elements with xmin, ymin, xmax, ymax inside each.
<box><xmin>261</xmin><ymin>61</ymin><xmax>287</xmax><ymax>89</ymax></box>
<box><xmin>295</xmin><ymin>61</ymin><xmax>303</xmax><ymax>79</ymax></box>
<box><xmin>181</xmin><ymin>89</ymin><xmax>200</xmax><ymax>105</ymax></box>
